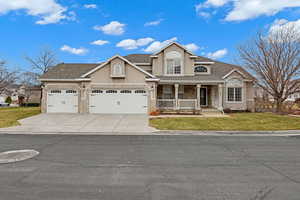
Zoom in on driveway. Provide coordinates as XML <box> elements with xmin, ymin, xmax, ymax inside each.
<box><xmin>0</xmin><ymin>114</ymin><xmax>156</xmax><ymax>133</ymax></box>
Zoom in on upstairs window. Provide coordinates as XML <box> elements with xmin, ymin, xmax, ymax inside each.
<box><xmin>165</xmin><ymin>51</ymin><xmax>182</xmax><ymax>75</ymax></box>
<box><xmin>194</xmin><ymin>66</ymin><xmax>208</xmax><ymax>73</ymax></box>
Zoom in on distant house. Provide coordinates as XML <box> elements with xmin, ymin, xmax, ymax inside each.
<box><xmin>0</xmin><ymin>85</ymin><xmax>41</xmax><ymax>105</ymax></box>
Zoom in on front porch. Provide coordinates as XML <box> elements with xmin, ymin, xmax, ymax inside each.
<box><xmin>156</xmin><ymin>84</ymin><xmax>224</xmax><ymax>114</ymax></box>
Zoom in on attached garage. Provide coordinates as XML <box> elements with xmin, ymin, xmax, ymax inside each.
<box><xmin>47</xmin><ymin>89</ymin><xmax>79</xmax><ymax>113</ymax></box>
<box><xmin>89</xmin><ymin>89</ymin><xmax>148</xmax><ymax>114</ymax></box>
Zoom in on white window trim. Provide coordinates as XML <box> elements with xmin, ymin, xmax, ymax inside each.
<box><xmin>111</xmin><ymin>62</ymin><xmax>125</xmax><ymax>77</ymax></box>
<box><xmin>226</xmin><ymin>87</ymin><xmax>243</xmax><ymax>103</ymax></box>
<box><xmin>194</xmin><ymin>65</ymin><xmax>211</xmax><ymax>75</ymax></box>
<box><xmin>164</xmin><ymin>51</ymin><xmax>184</xmax><ymax>76</ymax></box>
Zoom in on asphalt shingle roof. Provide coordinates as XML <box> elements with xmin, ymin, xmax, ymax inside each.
<box><xmin>40</xmin><ymin>55</ymin><xmax>254</xmax><ymax>81</ymax></box>
<box><xmin>40</xmin><ymin>63</ymin><xmax>99</xmax><ymax>79</ymax></box>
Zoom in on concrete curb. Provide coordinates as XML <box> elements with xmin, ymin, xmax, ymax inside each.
<box><xmin>0</xmin><ymin>130</ymin><xmax>299</xmax><ymax>136</ymax></box>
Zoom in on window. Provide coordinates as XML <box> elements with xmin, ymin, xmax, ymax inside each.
<box><xmin>194</xmin><ymin>66</ymin><xmax>208</xmax><ymax>73</ymax></box>
<box><xmin>178</xmin><ymin>85</ymin><xmax>184</xmax><ymax>99</ymax></box>
<box><xmin>106</xmin><ymin>90</ymin><xmax>117</xmax><ymax>94</ymax></box>
<box><xmin>120</xmin><ymin>90</ymin><xmax>132</xmax><ymax>94</ymax></box>
<box><xmin>227</xmin><ymin>88</ymin><xmax>242</xmax><ymax>102</ymax></box>
<box><xmin>112</xmin><ymin>62</ymin><xmax>124</xmax><ymax>76</ymax></box>
<box><xmin>51</xmin><ymin>90</ymin><xmax>61</xmax><ymax>93</ymax></box>
<box><xmin>165</xmin><ymin>51</ymin><xmax>182</xmax><ymax>75</ymax></box>
<box><xmin>135</xmin><ymin>90</ymin><xmax>146</xmax><ymax>94</ymax></box>
<box><xmin>162</xmin><ymin>85</ymin><xmax>172</xmax><ymax>99</ymax></box>
<box><xmin>66</xmin><ymin>90</ymin><xmax>77</xmax><ymax>94</ymax></box>
<box><xmin>92</xmin><ymin>90</ymin><xmax>103</xmax><ymax>94</ymax></box>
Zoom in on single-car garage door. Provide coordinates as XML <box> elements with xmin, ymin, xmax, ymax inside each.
<box><xmin>47</xmin><ymin>89</ymin><xmax>79</xmax><ymax>113</ymax></box>
<box><xmin>89</xmin><ymin>89</ymin><xmax>148</xmax><ymax>114</ymax></box>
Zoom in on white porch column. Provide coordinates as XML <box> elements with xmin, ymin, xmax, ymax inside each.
<box><xmin>175</xmin><ymin>84</ymin><xmax>179</xmax><ymax>110</ymax></box>
<box><xmin>218</xmin><ymin>83</ymin><xmax>223</xmax><ymax>110</ymax></box>
<box><xmin>196</xmin><ymin>84</ymin><xmax>201</xmax><ymax>110</ymax></box>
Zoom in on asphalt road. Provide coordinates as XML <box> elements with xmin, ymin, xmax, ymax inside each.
<box><xmin>0</xmin><ymin>134</ymin><xmax>300</xmax><ymax>200</ymax></box>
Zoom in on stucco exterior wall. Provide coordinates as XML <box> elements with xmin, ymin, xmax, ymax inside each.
<box><xmin>152</xmin><ymin>44</ymin><xmax>195</xmax><ymax>76</ymax></box>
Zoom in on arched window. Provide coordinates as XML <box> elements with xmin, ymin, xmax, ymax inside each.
<box><xmin>194</xmin><ymin>66</ymin><xmax>208</xmax><ymax>73</ymax></box>
<box><xmin>165</xmin><ymin>51</ymin><xmax>182</xmax><ymax>75</ymax></box>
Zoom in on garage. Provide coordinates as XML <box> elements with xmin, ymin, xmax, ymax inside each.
<box><xmin>89</xmin><ymin>89</ymin><xmax>148</xmax><ymax>114</ymax></box>
<box><xmin>47</xmin><ymin>89</ymin><xmax>79</xmax><ymax>113</ymax></box>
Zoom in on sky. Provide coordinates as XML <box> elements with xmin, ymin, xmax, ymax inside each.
<box><xmin>0</xmin><ymin>0</ymin><xmax>300</xmax><ymax>71</ymax></box>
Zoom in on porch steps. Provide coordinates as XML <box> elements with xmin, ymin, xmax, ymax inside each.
<box><xmin>201</xmin><ymin>108</ymin><xmax>224</xmax><ymax>115</ymax></box>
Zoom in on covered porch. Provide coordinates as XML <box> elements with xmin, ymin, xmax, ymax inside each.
<box><xmin>156</xmin><ymin>83</ymin><xmax>224</xmax><ymax>113</ymax></box>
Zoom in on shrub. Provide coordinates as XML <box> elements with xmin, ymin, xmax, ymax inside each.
<box><xmin>150</xmin><ymin>111</ymin><xmax>160</xmax><ymax>116</ymax></box>
<box><xmin>223</xmin><ymin>108</ymin><xmax>232</xmax><ymax>114</ymax></box>
<box><xmin>5</xmin><ymin>96</ymin><xmax>12</xmax><ymax>104</ymax></box>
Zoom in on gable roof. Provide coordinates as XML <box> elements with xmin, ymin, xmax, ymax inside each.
<box><xmin>81</xmin><ymin>55</ymin><xmax>155</xmax><ymax>78</ymax></box>
<box><xmin>152</xmin><ymin>42</ymin><xmax>196</xmax><ymax>56</ymax></box>
<box><xmin>40</xmin><ymin>63</ymin><xmax>99</xmax><ymax>80</ymax></box>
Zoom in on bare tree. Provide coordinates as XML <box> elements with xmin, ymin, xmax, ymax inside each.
<box><xmin>238</xmin><ymin>25</ymin><xmax>300</xmax><ymax>113</ymax></box>
<box><xmin>20</xmin><ymin>71</ymin><xmax>40</xmax><ymax>86</ymax></box>
<box><xmin>25</xmin><ymin>47</ymin><xmax>58</xmax><ymax>74</ymax></box>
<box><xmin>0</xmin><ymin>60</ymin><xmax>18</xmax><ymax>95</ymax></box>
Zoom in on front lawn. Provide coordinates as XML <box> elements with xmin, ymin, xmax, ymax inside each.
<box><xmin>0</xmin><ymin>107</ymin><xmax>41</xmax><ymax>128</ymax></box>
<box><xmin>150</xmin><ymin>113</ymin><xmax>300</xmax><ymax>131</ymax></box>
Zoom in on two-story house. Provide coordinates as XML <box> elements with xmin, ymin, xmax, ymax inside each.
<box><xmin>40</xmin><ymin>42</ymin><xmax>255</xmax><ymax>114</ymax></box>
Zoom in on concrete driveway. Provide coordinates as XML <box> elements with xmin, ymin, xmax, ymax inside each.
<box><xmin>0</xmin><ymin>114</ymin><xmax>156</xmax><ymax>134</ymax></box>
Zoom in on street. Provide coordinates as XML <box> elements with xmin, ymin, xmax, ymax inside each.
<box><xmin>0</xmin><ymin>134</ymin><xmax>300</xmax><ymax>200</ymax></box>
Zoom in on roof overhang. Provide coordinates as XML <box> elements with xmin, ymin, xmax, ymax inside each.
<box><xmin>151</xmin><ymin>42</ymin><xmax>196</xmax><ymax>56</ymax></box>
<box><xmin>195</xmin><ymin>62</ymin><xmax>215</xmax><ymax>65</ymax></box>
<box><xmin>222</xmin><ymin>69</ymin><xmax>246</xmax><ymax>79</ymax></box>
<box><xmin>39</xmin><ymin>78</ymin><xmax>91</xmax><ymax>82</ymax></box>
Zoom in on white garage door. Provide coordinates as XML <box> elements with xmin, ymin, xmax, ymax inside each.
<box><xmin>47</xmin><ymin>89</ymin><xmax>79</xmax><ymax>113</ymax></box>
<box><xmin>89</xmin><ymin>89</ymin><xmax>148</xmax><ymax>114</ymax></box>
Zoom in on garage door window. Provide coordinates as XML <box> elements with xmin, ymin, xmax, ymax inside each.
<box><xmin>120</xmin><ymin>90</ymin><xmax>132</xmax><ymax>94</ymax></box>
<box><xmin>92</xmin><ymin>90</ymin><xmax>103</xmax><ymax>94</ymax></box>
<box><xmin>51</xmin><ymin>90</ymin><xmax>61</xmax><ymax>93</ymax></box>
<box><xmin>66</xmin><ymin>90</ymin><xmax>77</xmax><ymax>94</ymax></box>
<box><xmin>135</xmin><ymin>90</ymin><xmax>146</xmax><ymax>94</ymax></box>
<box><xmin>106</xmin><ymin>90</ymin><xmax>117</xmax><ymax>94</ymax></box>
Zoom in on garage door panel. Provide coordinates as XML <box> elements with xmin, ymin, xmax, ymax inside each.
<box><xmin>89</xmin><ymin>89</ymin><xmax>148</xmax><ymax>114</ymax></box>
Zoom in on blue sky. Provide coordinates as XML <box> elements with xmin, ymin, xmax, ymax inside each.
<box><xmin>0</xmin><ymin>0</ymin><xmax>300</xmax><ymax>71</ymax></box>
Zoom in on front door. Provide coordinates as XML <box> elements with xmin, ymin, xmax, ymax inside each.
<box><xmin>200</xmin><ymin>88</ymin><xmax>207</xmax><ymax>106</ymax></box>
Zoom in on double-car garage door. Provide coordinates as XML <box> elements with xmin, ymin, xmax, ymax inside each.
<box><xmin>47</xmin><ymin>89</ymin><xmax>148</xmax><ymax>114</ymax></box>
<box><xmin>89</xmin><ymin>89</ymin><xmax>148</xmax><ymax>114</ymax></box>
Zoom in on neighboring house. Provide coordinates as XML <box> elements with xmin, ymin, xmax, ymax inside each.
<box><xmin>39</xmin><ymin>42</ymin><xmax>255</xmax><ymax>114</ymax></box>
<box><xmin>0</xmin><ymin>85</ymin><xmax>41</xmax><ymax>105</ymax></box>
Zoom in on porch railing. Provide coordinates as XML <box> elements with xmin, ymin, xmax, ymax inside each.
<box><xmin>157</xmin><ymin>99</ymin><xmax>176</xmax><ymax>109</ymax></box>
<box><xmin>178</xmin><ymin>99</ymin><xmax>197</xmax><ymax>109</ymax></box>
<box><xmin>157</xmin><ymin>99</ymin><xmax>198</xmax><ymax>110</ymax></box>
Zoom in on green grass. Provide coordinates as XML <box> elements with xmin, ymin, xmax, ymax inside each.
<box><xmin>150</xmin><ymin>113</ymin><xmax>300</xmax><ymax>131</ymax></box>
<box><xmin>0</xmin><ymin>107</ymin><xmax>41</xmax><ymax>128</ymax></box>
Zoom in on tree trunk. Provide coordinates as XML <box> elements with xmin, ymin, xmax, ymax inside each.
<box><xmin>275</xmin><ymin>99</ymin><xmax>283</xmax><ymax>114</ymax></box>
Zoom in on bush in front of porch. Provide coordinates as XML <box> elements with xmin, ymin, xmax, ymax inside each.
<box><xmin>150</xmin><ymin>113</ymin><xmax>300</xmax><ymax>131</ymax></box>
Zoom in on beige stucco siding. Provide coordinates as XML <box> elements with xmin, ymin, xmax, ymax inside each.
<box><xmin>152</xmin><ymin>44</ymin><xmax>195</xmax><ymax>76</ymax></box>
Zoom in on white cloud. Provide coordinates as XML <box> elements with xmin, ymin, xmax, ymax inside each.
<box><xmin>144</xmin><ymin>19</ymin><xmax>164</xmax><ymax>26</ymax></box>
<box><xmin>94</xmin><ymin>21</ymin><xmax>126</xmax><ymax>35</ymax></box>
<box><xmin>207</xmin><ymin>48</ymin><xmax>228</xmax><ymax>59</ymax></box>
<box><xmin>195</xmin><ymin>0</ymin><xmax>300</xmax><ymax>21</ymax></box>
<box><xmin>116</xmin><ymin>38</ymin><xmax>154</xmax><ymax>50</ymax></box>
<box><xmin>0</xmin><ymin>0</ymin><xmax>74</xmax><ymax>25</ymax></box>
<box><xmin>143</xmin><ymin>37</ymin><xmax>178</xmax><ymax>53</ymax></box>
<box><xmin>184</xmin><ymin>43</ymin><xmax>200</xmax><ymax>52</ymax></box>
<box><xmin>90</xmin><ymin>40</ymin><xmax>109</xmax><ymax>46</ymax></box>
<box><xmin>269</xmin><ymin>18</ymin><xmax>300</xmax><ymax>35</ymax></box>
<box><xmin>84</xmin><ymin>4</ymin><xmax>97</xmax><ymax>9</ymax></box>
<box><xmin>60</xmin><ymin>45</ymin><xmax>88</xmax><ymax>55</ymax></box>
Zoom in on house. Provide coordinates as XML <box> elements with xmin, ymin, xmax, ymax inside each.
<box><xmin>39</xmin><ymin>42</ymin><xmax>255</xmax><ymax>114</ymax></box>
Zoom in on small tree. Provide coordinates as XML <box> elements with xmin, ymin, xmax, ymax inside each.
<box><xmin>5</xmin><ymin>96</ymin><xmax>12</xmax><ymax>104</ymax></box>
<box><xmin>0</xmin><ymin>60</ymin><xmax>18</xmax><ymax>95</ymax></box>
<box><xmin>238</xmin><ymin>25</ymin><xmax>300</xmax><ymax>113</ymax></box>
